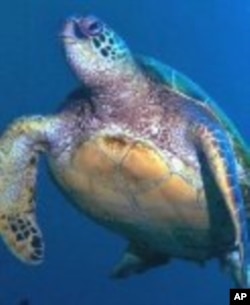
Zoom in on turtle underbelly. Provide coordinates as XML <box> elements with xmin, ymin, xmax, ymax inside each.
<box><xmin>50</xmin><ymin>133</ymin><xmax>234</xmax><ymax>261</ymax></box>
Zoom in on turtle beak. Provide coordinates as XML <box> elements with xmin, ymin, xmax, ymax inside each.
<box><xmin>60</xmin><ymin>17</ymin><xmax>82</xmax><ymax>42</ymax></box>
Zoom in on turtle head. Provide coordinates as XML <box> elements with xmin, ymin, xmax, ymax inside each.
<box><xmin>61</xmin><ymin>15</ymin><xmax>135</xmax><ymax>90</ymax></box>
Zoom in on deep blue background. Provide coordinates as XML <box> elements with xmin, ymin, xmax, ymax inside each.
<box><xmin>0</xmin><ymin>1</ymin><xmax>250</xmax><ymax>304</ymax></box>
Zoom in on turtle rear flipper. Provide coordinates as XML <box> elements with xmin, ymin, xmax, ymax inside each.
<box><xmin>0</xmin><ymin>116</ymin><xmax>57</xmax><ymax>263</ymax></box>
<box><xmin>193</xmin><ymin>117</ymin><xmax>250</xmax><ymax>287</ymax></box>
<box><xmin>111</xmin><ymin>243</ymin><xmax>170</xmax><ymax>279</ymax></box>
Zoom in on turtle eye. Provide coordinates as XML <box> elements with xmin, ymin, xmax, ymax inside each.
<box><xmin>73</xmin><ymin>16</ymin><xmax>103</xmax><ymax>39</ymax></box>
<box><xmin>87</xmin><ymin>20</ymin><xmax>103</xmax><ymax>36</ymax></box>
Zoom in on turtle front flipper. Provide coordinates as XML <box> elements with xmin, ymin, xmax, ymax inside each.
<box><xmin>0</xmin><ymin>116</ymin><xmax>57</xmax><ymax>264</ymax></box>
<box><xmin>193</xmin><ymin>119</ymin><xmax>250</xmax><ymax>287</ymax></box>
<box><xmin>111</xmin><ymin>243</ymin><xmax>170</xmax><ymax>279</ymax></box>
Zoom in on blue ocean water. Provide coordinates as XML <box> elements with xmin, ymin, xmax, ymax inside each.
<box><xmin>0</xmin><ymin>0</ymin><xmax>250</xmax><ymax>304</ymax></box>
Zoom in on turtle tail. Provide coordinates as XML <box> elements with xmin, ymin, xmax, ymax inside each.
<box><xmin>0</xmin><ymin>116</ymin><xmax>50</xmax><ymax>264</ymax></box>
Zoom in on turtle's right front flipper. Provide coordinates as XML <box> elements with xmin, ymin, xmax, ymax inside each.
<box><xmin>192</xmin><ymin>116</ymin><xmax>250</xmax><ymax>287</ymax></box>
<box><xmin>0</xmin><ymin>116</ymin><xmax>55</xmax><ymax>264</ymax></box>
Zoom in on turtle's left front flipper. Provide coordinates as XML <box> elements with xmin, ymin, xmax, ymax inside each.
<box><xmin>193</xmin><ymin>118</ymin><xmax>250</xmax><ymax>287</ymax></box>
<box><xmin>0</xmin><ymin>116</ymin><xmax>57</xmax><ymax>264</ymax></box>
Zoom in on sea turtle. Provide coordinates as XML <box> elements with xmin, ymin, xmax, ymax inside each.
<box><xmin>0</xmin><ymin>14</ymin><xmax>250</xmax><ymax>288</ymax></box>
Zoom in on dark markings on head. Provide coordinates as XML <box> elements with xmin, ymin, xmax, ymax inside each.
<box><xmin>101</xmin><ymin>49</ymin><xmax>109</xmax><ymax>57</ymax></box>
<box><xmin>99</xmin><ymin>34</ymin><xmax>106</xmax><ymax>42</ymax></box>
<box><xmin>93</xmin><ymin>38</ymin><xmax>101</xmax><ymax>48</ymax></box>
<box><xmin>109</xmin><ymin>38</ymin><xmax>114</xmax><ymax>45</ymax></box>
